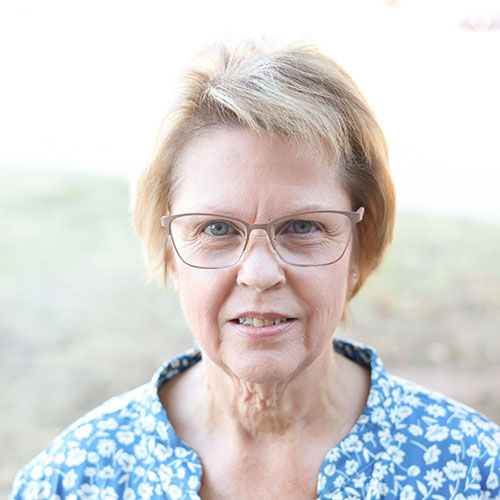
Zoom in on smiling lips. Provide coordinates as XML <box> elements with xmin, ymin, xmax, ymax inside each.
<box><xmin>230</xmin><ymin>315</ymin><xmax>295</xmax><ymax>340</ymax></box>
<box><xmin>237</xmin><ymin>317</ymin><xmax>289</xmax><ymax>327</ymax></box>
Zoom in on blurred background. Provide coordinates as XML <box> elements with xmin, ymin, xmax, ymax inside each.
<box><xmin>1</xmin><ymin>0</ymin><xmax>499</xmax><ymax>495</ymax></box>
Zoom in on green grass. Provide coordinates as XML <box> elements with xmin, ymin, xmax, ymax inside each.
<box><xmin>1</xmin><ymin>167</ymin><xmax>499</xmax><ymax>495</ymax></box>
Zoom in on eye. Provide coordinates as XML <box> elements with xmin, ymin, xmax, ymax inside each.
<box><xmin>288</xmin><ymin>220</ymin><xmax>317</xmax><ymax>234</ymax></box>
<box><xmin>204</xmin><ymin>220</ymin><xmax>235</xmax><ymax>236</ymax></box>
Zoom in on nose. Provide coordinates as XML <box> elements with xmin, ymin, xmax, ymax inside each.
<box><xmin>236</xmin><ymin>232</ymin><xmax>286</xmax><ymax>292</ymax></box>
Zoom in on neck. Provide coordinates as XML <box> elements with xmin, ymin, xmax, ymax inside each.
<box><xmin>200</xmin><ymin>346</ymin><xmax>366</xmax><ymax>440</ymax></box>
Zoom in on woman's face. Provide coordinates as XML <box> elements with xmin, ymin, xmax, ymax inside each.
<box><xmin>170</xmin><ymin>128</ymin><xmax>359</xmax><ymax>384</ymax></box>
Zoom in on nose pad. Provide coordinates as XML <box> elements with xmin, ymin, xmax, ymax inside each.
<box><xmin>236</xmin><ymin>232</ymin><xmax>285</xmax><ymax>290</ymax></box>
<box><xmin>241</xmin><ymin>231</ymin><xmax>278</xmax><ymax>261</ymax></box>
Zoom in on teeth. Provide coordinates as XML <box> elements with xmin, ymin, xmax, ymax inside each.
<box><xmin>237</xmin><ymin>317</ymin><xmax>288</xmax><ymax>327</ymax></box>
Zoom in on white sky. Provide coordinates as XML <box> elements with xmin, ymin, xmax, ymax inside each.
<box><xmin>1</xmin><ymin>0</ymin><xmax>499</xmax><ymax>221</ymax></box>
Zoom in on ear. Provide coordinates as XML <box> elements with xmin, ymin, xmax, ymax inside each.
<box><xmin>348</xmin><ymin>260</ymin><xmax>360</xmax><ymax>291</ymax></box>
<box><xmin>169</xmin><ymin>258</ymin><xmax>180</xmax><ymax>294</ymax></box>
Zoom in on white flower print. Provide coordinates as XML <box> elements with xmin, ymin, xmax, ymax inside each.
<box><xmin>140</xmin><ymin>415</ymin><xmax>156</xmax><ymax>433</ymax></box>
<box><xmin>424</xmin><ymin>469</ymin><xmax>445</xmax><ymax>489</ymax></box>
<box><xmin>74</xmin><ymin>424</ymin><xmax>93</xmax><ymax>440</ymax></box>
<box><xmin>386</xmin><ymin>445</ymin><xmax>405</xmax><ymax>465</ymax></box>
<box><xmin>389</xmin><ymin>406</ymin><xmax>412</xmax><ymax>424</ymax></box>
<box><xmin>333</xmin><ymin>474</ymin><xmax>345</xmax><ymax>489</ymax></box>
<box><xmin>62</xmin><ymin>469</ymin><xmax>78</xmax><ymax>490</ymax></box>
<box><xmin>400</xmin><ymin>484</ymin><xmax>416</xmax><ymax>500</ymax></box>
<box><xmin>366</xmin><ymin>478</ymin><xmax>389</xmax><ymax>499</ymax></box>
<box><xmin>346</xmin><ymin>460</ymin><xmax>359</xmax><ymax>475</ymax></box>
<box><xmin>117</xmin><ymin>452</ymin><xmax>137</xmax><ymax>472</ymax></box>
<box><xmin>38</xmin><ymin>481</ymin><xmax>51</xmax><ymax>499</ymax></box>
<box><xmin>449</xmin><ymin>444</ymin><xmax>462</xmax><ymax>455</ymax></box>
<box><xmin>394</xmin><ymin>433</ymin><xmax>408</xmax><ymax>445</ymax></box>
<box><xmin>425</xmin><ymin>424</ymin><xmax>449</xmax><ymax>442</ymax></box>
<box><xmin>147</xmin><ymin>470</ymin><xmax>159</xmax><ymax>482</ymax></box>
<box><xmin>133</xmin><ymin>441</ymin><xmax>148</xmax><ymax>460</ymax></box>
<box><xmin>372</xmin><ymin>462</ymin><xmax>389</xmax><ymax>481</ymax></box>
<box><xmin>65</xmin><ymin>447</ymin><xmax>87</xmax><ymax>467</ymax></box>
<box><xmin>116</xmin><ymin>429</ymin><xmax>135</xmax><ymax>445</ymax></box>
<box><xmin>408</xmin><ymin>424</ymin><xmax>423</xmax><ymax>436</ymax></box>
<box><xmin>482</xmin><ymin>435</ymin><xmax>499</xmax><ymax>456</ymax></box>
<box><xmin>459</xmin><ymin>420</ymin><xmax>478</xmax><ymax>437</ymax></box>
<box><xmin>487</xmin><ymin>472</ymin><xmax>499</xmax><ymax>490</ymax></box>
<box><xmin>407</xmin><ymin>465</ymin><xmax>420</xmax><ymax>477</ymax></box>
<box><xmin>123</xmin><ymin>487</ymin><xmax>136</xmax><ymax>500</ymax></box>
<box><xmin>174</xmin><ymin>446</ymin><xmax>190</xmax><ymax>459</ymax></box>
<box><xmin>97</xmin><ymin>418</ymin><xmax>118</xmax><ymax>431</ymax></box>
<box><xmin>77</xmin><ymin>483</ymin><xmax>99</xmax><ymax>500</ymax></box>
<box><xmin>443</xmin><ymin>461</ymin><xmax>468</xmax><ymax>481</ymax></box>
<box><xmin>168</xmin><ymin>484</ymin><xmax>183</xmax><ymax>500</ymax></box>
<box><xmin>426</xmin><ymin>404</ymin><xmax>446</xmax><ymax>418</ymax></box>
<box><xmin>87</xmin><ymin>451</ymin><xmax>100</xmax><ymax>464</ymax></box>
<box><xmin>324</xmin><ymin>463</ymin><xmax>337</xmax><ymax>476</ymax></box>
<box><xmin>401</xmin><ymin>393</ymin><xmax>421</xmax><ymax>407</ymax></box>
<box><xmin>134</xmin><ymin>465</ymin><xmax>146</xmax><ymax>477</ymax></box>
<box><xmin>137</xmin><ymin>481</ymin><xmax>153</xmax><ymax>500</ymax></box>
<box><xmin>353</xmin><ymin>472</ymin><xmax>367</xmax><ymax>489</ymax></box>
<box><xmin>99</xmin><ymin>466</ymin><xmax>115</xmax><ymax>479</ymax></box>
<box><xmin>29</xmin><ymin>465</ymin><xmax>43</xmax><ymax>481</ymax></box>
<box><xmin>156</xmin><ymin>420</ymin><xmax>168</xmax><ymax>440</ymax></box>
<box><xmin>102</xmin><ymin>486</ymin><xmax>118</xmax><ymax>500</ymax></box>
<box><xmin>187</xmin><ymin>475</ymin><xmax>199</xmax><ymax>490</ymax></box>
<box><xmin>83</xmin><ymin>467</ymin><xmax>96</xmax><ymax>478</ymax></box>
<box><xmin>154</xmin><ymin>443</ymin><xmax>171</xmax><ymax>461</ymax></box>
<box><xmin>371</xmin><ymin>407</ymin><xmax>386</xmax><ymax>424</ymax></box>
<box><xmin>470</xmin><ymin>466</ymin><xmax>481</xmax><ymax>482</ymax></box>
<box><xmin>96</xmin><ymin>438</ymin><xmax>116</xmax><ymax>457</ymax></box>
<box><xmin>362</xmin><ymin>431</ymin><xmax>375</xmax><ymax>443</ymax></box>
<box><xmin>423</xmin><ymin>444</ymin><xmax>441</xmax><ymax>465</ymax></box>
<box><xmin>378</xmin><ymin>428</ymin><xmax>392</xmax><ymax>448</ymax></box>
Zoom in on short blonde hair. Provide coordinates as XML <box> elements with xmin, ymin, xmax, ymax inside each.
<box><xmin>133</xmin><ymin>40</ymin><xmax>396</xmax><ymax>299</ymax></box>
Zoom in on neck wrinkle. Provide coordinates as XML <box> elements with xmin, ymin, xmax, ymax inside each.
<box><xmin>201</xmin><ymin>347</ymin><xmax>353</xmax><ymax>439</ymax></box>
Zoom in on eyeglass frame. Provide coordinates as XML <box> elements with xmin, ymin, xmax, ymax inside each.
<box><xmin>160</xmin><ymin>208</ymin><xmax>364</xmax><ymax>269</ymax></box>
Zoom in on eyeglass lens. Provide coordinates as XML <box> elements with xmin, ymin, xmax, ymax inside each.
<box><xmin>169</xmin><ymin>212</ymin><xmax>353</xmax><ymax>268</ymax></box>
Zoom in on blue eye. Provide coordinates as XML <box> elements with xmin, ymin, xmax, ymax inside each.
<box><xmin>205</xmin><ymin>221</ymin><xmax>233</xmax><ymax>236</ymax></box>
<box><xmin>291</xmin><ymin>220</ymin><xmax>315</xmax><ymax>234</ymax></box>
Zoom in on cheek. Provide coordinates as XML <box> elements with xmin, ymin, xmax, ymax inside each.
<box><xmin>296</xmin><ymin>265</ymin><xmax>350</xmax><ymax>334</ymax></box>
<box><xmin>175</xmin><ymin>267</ymin><xmax>233</xmax><ymax>332</ymax></box>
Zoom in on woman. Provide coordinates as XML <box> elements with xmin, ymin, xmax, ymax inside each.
<box><xmin>11</xmin><ymin>40</ymin><xmax>500</xmax><ymax>500</ymax></box>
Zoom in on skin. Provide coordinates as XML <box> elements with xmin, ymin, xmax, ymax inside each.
<box><xmin>160</xmin><ymin>128</ymin><xmax>370</xmax><ymax>499</ymax></box>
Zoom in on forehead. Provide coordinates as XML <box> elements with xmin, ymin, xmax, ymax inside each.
<box><xmin>171</xmin><ymin>128</ymin><xmax>351</xmax><ymax>218</ymax></box>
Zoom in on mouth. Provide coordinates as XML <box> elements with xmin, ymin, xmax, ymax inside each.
<box><xmin>234</xmin><ymin>317</ymin><xmax>290</xmax><ymax>327</ymax></box>
<box><xmin>229</xmin><ymin>315</ymin><xmax>296</xmax><ymax>341</ymax></box>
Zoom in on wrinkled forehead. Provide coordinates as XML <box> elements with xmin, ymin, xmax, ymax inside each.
<box><xmin>168</xmin><ymin>128</ymin><xmax>351</xmax><ymax>220</ymax></box>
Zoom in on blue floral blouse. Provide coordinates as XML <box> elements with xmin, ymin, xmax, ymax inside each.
<box><xmin>10</xmin><ymin>339</ymin><xmax>500</xmax><ymax>500</ymax></box>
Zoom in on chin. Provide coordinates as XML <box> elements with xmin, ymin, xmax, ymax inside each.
<box><xmin>223</xmin><ymin>348</ymin><xmax>310</xmax><ymax>385</ymax></box>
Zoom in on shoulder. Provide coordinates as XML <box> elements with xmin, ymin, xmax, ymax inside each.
<box><xmin>337</xmin><ymin>339</ymin><xmax>500</xmax><ymax>496</ymax></box>
<box><xmin>10</xmin><ymin>350</ymin><xmax>203</xmax><ymax>500</ymax></box>
<box><xmin>10</xmin><ymin>384</ymin><xmax>153</xmax><ymax>499</ymax></box>
<box><xmin>383</xmin><ymin>373</ymin><xmax>500</xmax><ymax>496</ymax></box>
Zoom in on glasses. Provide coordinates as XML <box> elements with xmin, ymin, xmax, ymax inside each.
<box><xmin>161</xmin><ymin>209</ymin><xmax>364</xmax><ymax>269</ymax></box>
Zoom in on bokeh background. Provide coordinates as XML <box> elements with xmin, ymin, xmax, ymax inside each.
<box><xmin>1</xmin><ymin>0</ymin><xmax>499</xmax><ymax>495</ymax></box>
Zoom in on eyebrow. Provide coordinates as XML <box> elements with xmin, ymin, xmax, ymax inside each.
<box><xmin>191</xmin><ymin>203</ymin><xmax>334</xmax><ymax>216</ymax></box>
